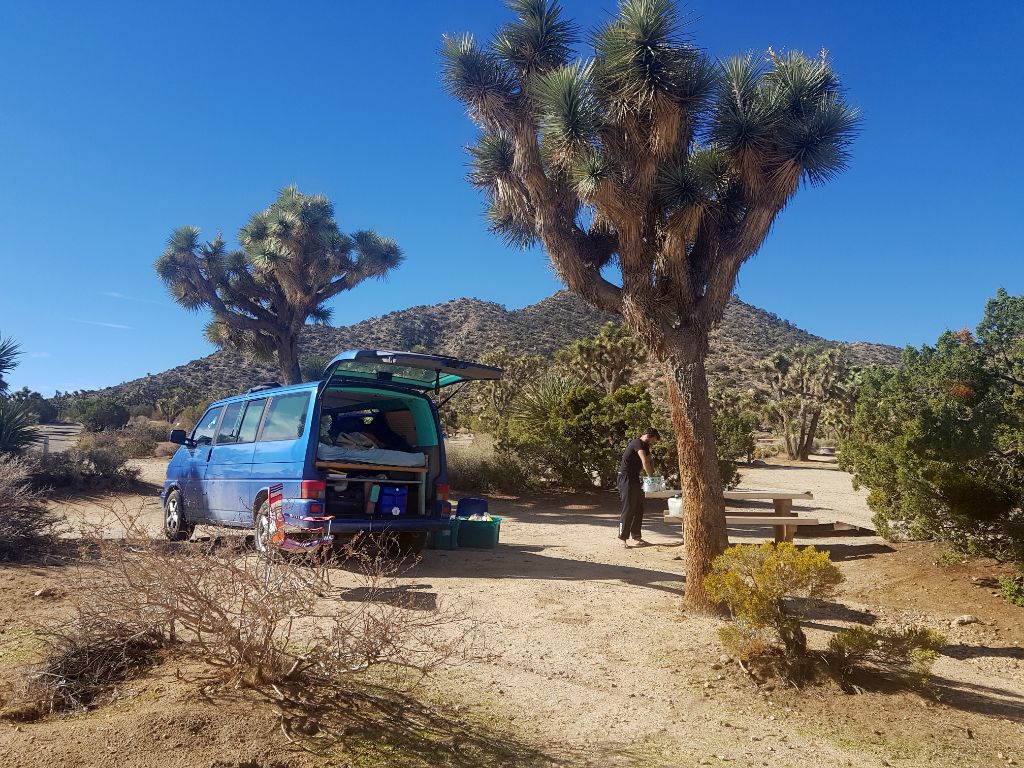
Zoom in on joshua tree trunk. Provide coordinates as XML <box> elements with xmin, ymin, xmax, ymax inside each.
<box><xmin>798</xmin><ymin>409</ymin><xmax>822</xmax><ymax>461</ymax></box>
<box><xmin>277</xmin><ymin>334</ymin><xmax>302</xmax><ymax>386</ymax></box>
<box><xmin>665</xmin><ymin>334</ymin><xmax>729</xmax><ymax>614</ymax></box>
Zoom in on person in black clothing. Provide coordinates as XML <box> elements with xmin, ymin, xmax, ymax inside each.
<box><xmin>617</xmin><ymin>427</ymin><xmax>661</xmax><ymax>547</ymax></box>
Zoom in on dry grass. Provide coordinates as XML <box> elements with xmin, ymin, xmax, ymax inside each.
<box><xmin>2</xmin><ymin>504</ymin><xmax>485</xmax><ymax>748</ymax></box>
<box><xmin>0</xmin><ymin>454</ymin><xmax>62</xmax><ymax>560</ymax></box>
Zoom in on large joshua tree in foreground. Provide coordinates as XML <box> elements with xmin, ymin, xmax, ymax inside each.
<box><xmin>442</xmin><ymin>0</ymin><xmax>858</xmax><ymax>611</ymax></box>
<box><xmin>156</xmin><ymin>187</ymin><xmax>402</xmax><ymax>385</ymax></box>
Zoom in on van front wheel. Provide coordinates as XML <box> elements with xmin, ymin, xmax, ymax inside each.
<box><xmin>164</xmin><ymin>489</ymin><xmax>194</xmax><ymax>542</ymax></box>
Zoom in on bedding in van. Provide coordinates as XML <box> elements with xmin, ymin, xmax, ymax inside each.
<box><xmin>317</xmin><ymin>443</ymin><xmax>426</xmax><ymax>467</ymax></box>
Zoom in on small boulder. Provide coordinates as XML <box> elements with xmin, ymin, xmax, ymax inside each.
<box><xmin>951</xmin><ymin>615</ymin><xmax>980</xmax><ymax>627</ymax></box>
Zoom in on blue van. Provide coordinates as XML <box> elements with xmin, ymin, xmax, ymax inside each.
<box><xmin>160</xmin><ymin>350</ymin><xmax>501</xmax><ymax>554</ymax></box>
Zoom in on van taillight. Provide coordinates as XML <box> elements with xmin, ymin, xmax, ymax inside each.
<box><xmin>301</xmin><ymin>480</ymin><xmax>326</xmax><ymax>500</ymax></box>
<box><xmin>436</xmin><ymin>483</ymin><xmax>449</xmax><ymax>502</ymax></box>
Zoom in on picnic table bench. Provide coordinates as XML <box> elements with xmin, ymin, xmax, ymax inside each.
<box><xmin>647</xmin><ymin>489</ymin><xmax>817</xmax><ymax>543</ymax></box>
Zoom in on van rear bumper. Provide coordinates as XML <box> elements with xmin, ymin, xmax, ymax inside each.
<box><xmin>325</xmin><ymin>518</ymin><xmax>450</xmax><ymax>534</ymax></box>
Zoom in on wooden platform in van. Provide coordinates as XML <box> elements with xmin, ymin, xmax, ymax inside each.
<box><xmin>315</xmin><ymin>460</ymin><xmax>428</xmax><ymax>474</ymax></box>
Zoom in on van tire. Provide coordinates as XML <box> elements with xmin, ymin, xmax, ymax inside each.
<box><xmin>163</xmin><ymin>489</ymin><xmax>194</xmax><ymax>542</ymax></box>
<box><xmin>253</xmin><ymin>499</ymin><xmax>275</xmax><ymax>556</ymax></box>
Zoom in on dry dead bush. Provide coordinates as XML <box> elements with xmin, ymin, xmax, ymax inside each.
<box><xmin>0</xmin><ymin>453</ymin><xmax>62</xmax><ymax>560</ymax></box>
<box><xmin>1</xmin><ymin>619</ymin><xmax>165</xmax><ymax>721</ymax></box>
<box><xmin>5</xmin><ymin>505</ymin><xmax>484</xmax><ymax>736</ymax></box>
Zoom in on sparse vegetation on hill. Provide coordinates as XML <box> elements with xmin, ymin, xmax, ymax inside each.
<box><xmin>64</xmin><ymin>291</ymin><xmax>898</xmax><ymax>415</ymax></box>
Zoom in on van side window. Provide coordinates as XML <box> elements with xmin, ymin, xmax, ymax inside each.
<box><xmin>236</xmin><ymin>398</ymin><xmax>267</xmax><ymax>444</ymax></box>
<box><xmin>258</xmin><ymin>393</ymin><xmax>310</xmax><ymax>442</ymax></box>
<box><xmin>191</xmin><ymin>407</ymin><xmax>222</xmax><ymax>447</ymax></box>
<box><xmin>214</xmin><ymin>401</ymin><xmax>245</xmax><ymax>445</ymax></box>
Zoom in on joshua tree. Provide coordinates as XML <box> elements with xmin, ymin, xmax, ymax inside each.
<box><xmin>557</xmin><ymin>322</ymin><xmax>644</xmax><ymax>394</ymax></box>
<box><xmin>760</xmin><ymin>346</ymin><xmax>855</xmax><ymax>460</ymax></box>
<box><xmin>442</xmin><ymin>0</ymin><xmax>858</xmax><ymax>611</ymax></box>
<box><xmin>156</xmin><ymin>187</ymin><xmax>402</xmax><ymax>385</ymax></box>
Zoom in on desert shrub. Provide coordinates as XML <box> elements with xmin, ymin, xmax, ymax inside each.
<box><xmin>4</xmin><ymin>519</ymin><xmax>481</xmax><ymax>727</ymax></box>
<box><xmin>826</xmin><ymin>625</ymin><xmax>946</xmax><ymax>690</ymax></box>
<box><xmin>0</xmin><ymin>454</ymin><xmax>60</xmax><ymax>559</ymax></box>
<box><xmin>0</xmin><ymin>397</ymin><xmax>41</xmax><ymax>454</ymax></box>
<box><xmin>705</xmin><ymin>542</ymin><xmax>843</xmax><ymax>660</ymax></box>
<box><xmin>65</xmin><ymin>397</ymin><xmax>129</xmax><ymax>432</ymax></box>
<box><xmin>502</xmin><ymin>379</ymin><xmax>664</xmax><ymax>488</ymax></box>
<box><xmin>153</xmin><ymin>441</ymin><xmax>178</xmax><ymax>458</ymax></box>
<box><xmin>841</xmin><ymin>291</ymin><xmax>1024</xmax><ymax>565</ymax></box>
<box><xmin>10</xmin><ymin>388</ymin><xmax>58</xmax><ymax>424</ymax></box>
<box><xmin>119</xmin><ymin>417</ymin><xmax>174</xmax><ymax>457</ymax></box>
<box><xmin>35</xmin><ymin>435</ymin><xmax>140</xmax><ymax>491</ymax></box>
<box><xmin>446</xmin><ymin>449</ymin><xmax>537</xmax><ymax>494</ymax></box>
<box><xmin>1</xmin><ymin>618</ymin><xmax>165</xmax><ymax>720</ymax></box>
<box><xmin>1000</xmin><ymin>568</ymin><xmax>1024</xmax><ymax>607</ymax></box>
<box><xmin>128</xmin><ymin>404</ymin><xmax>156</xmax><ymax>419</ymax></box>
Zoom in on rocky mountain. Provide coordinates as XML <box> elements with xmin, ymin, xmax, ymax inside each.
<box><xmin>76</xmin><ymin>291</ymin><xmax>900</xmax><ymax>407</ymax></box>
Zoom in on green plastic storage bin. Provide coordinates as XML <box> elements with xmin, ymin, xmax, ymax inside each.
<box><xmin>428</xmin><ymin>518</ymin><xmax>460</xmax><ymax>550</ymax></box>
<box><xmin>456</xmin><ymin>516</ymin><xmax>502</xmax><ymax>548</ymax></box>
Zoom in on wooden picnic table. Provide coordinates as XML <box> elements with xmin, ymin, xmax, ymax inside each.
<box><xmin>647</xmin><ymin>488</ymin><xmax>816</xmax><ymax>543</ymax></box>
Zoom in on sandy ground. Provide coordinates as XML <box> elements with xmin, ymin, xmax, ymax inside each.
<box><xmin>1</xmin><ymin>458</ymin><xmax>1023</xmax><ymax>767</ymax></box>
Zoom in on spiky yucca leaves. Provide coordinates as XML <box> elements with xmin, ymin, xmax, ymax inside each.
<box><xmin>156</xmin><ymin>187</ymin><xmax>402</xmax><ymax>384</ymax></box>
<box><xmin>0</xmin><ymin>398</ymin><xmax>40</xmax><ymax>454</ymax></box>
<box><xmin>443</xmin><ymin>0</ymin><xmax>858</xmax><ymax>613</ymax></box>
<box><xmin>0</xmin><ymin>334</ymin><xmax>22</xmax><ymax>396</ymax></box>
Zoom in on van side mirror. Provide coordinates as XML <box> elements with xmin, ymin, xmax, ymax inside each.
<box><xmin>168</xmin><ymin>429</ymin><xmax>189</xmax><ymax>446</ymax></box>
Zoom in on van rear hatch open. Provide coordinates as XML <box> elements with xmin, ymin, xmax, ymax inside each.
<box><xmin>319</xmin><ymin>350</ymin><xmax>503</xmax><ymax>393</ymax></box>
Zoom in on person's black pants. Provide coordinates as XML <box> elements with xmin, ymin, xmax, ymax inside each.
<box><xmin>617</xmin><ymin>473</ymin><xmax>645</xmax><ymax>540</ymax></box>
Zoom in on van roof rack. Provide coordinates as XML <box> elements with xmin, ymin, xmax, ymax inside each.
<box><xmin>246</xmin><ymin>381</ymin><xmax>281</xmax><ymax>394</ymax></box>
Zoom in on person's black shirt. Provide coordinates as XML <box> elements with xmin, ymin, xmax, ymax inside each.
<box><xmin>619</xmin><ymin>438</ymin><xmax>650</xmax><ymax>481</ymax></box>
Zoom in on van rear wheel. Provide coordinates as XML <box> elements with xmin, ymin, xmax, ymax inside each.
<box><xmin>163</xmin><ymin>489</ymin><xmax>194</xmax><ymax>542</ymax></box>
<box><xmin>253</xmin><ymin>500</ymin><xmax>276</xmax><ymax>556</ymax></box>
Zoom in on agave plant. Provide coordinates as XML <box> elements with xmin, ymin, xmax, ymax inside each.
<box><xmin>443</xmin><ymin>0</ymin><xmax>858</xmax><ymax>611</ymax></box>
<box><xmin>0</xmin><ymin>397</ymin><xmax>41</xmax><ymax>455</ymax></box>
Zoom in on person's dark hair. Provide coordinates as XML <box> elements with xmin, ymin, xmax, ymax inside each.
<box><xmin>643</xmin><ymin>427</ymin><xmax>661</xmax><ymax>440</ymax></box>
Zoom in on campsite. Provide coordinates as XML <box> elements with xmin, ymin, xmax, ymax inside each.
<box><xmin>2</xmin><ymin>1</ymin><xmax>1023</xmax><ymax>766</ymax></box>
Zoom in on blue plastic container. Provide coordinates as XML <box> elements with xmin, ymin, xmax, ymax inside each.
<box><xmin>456</xmin><ymin>497</ymin><xmax>489</xmax><ymax>517</ymax></box>
<box><xmin>376</xmin><ymin>486</ymin><xmax>409</xmax><ymax>516</ymax></box>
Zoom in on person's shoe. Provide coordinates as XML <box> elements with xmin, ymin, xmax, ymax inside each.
<box><xmin>631</xmin><ymin>538</ymin><xmax>651</xmax><ymax>547</ymax></box>
<box><xmin>619</xmin><ymin>538</ymin><xmax>630</xmax><ymax>548</ymax></box>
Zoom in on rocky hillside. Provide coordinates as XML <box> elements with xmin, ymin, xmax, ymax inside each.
<box><xmin>78</xmin><ymin>292</ymin><xmax>900</xmax><ymax>407</ymax></box>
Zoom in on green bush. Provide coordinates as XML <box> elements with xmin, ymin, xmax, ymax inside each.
<box><xmin>840</xmin><ymin>291</ymin><xmax>1024</xmax><ymax>564</ymax></box>
<box><xmin>999</xmin><ymin>569</ymin><xmax>1024</xmax><ymax>607</ymax></box>
<box><xmin>65</xmin><ymin>397</ymin><xmax>129</xmax><ymax>432</ymax></box>
<box><xmin>827</xmin><ymin>625</ymin><xmax>946</xmax><ymax>689</ymax></box>
<box><xmin>502</xmin><ymin>379</ymin><xmax>664</xmax><ymax>489</ymax></box>
<box><xmin>704</xmin><ymin>542</ymin><xmax>843</xmax><ymax>659</ymax></box>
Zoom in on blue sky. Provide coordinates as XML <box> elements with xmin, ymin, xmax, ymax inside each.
<box><xmin>2</xmin><ymin>1</ymin><xmax>1022</xmax><ymax>396</ymax></box>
